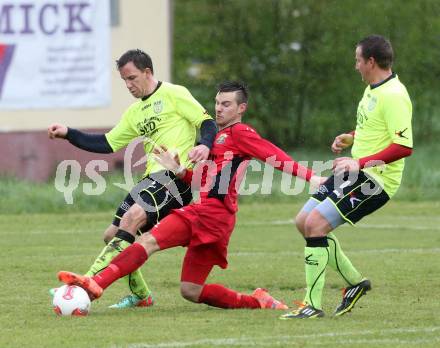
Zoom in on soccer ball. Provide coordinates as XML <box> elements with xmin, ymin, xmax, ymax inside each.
<box><xmin>52</xmin><ymin>285</ymin><xmax>91</xmax><ymax>316</ymax></box>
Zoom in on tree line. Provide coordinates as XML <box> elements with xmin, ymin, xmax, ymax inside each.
<box><xmin>173</xmin><ymin>0</ymin><xmax>440</xmax><ymax>148</ymax></box>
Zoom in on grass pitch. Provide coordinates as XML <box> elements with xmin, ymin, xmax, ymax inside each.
<box><xmin>2</xmin><ymin>201</ymin><xmax>440</xmax><ymax>347</ymax></box>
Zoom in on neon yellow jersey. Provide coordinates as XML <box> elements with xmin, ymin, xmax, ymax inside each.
<box><xmin>351</xmin><ymin>74</ymin><xmax>412</xmax><ymax>197</ymax></box>
<box><xmin>105</xmin><ymin>82</ymin><xmax>212</xmax><ymax>176</ymax></box>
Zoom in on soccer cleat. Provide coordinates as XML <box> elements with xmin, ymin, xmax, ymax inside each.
<box><xmin>251</xmin><ymin>288</ymin><xmax>288</xmax><ymax>310</ymax></box>
<box><xmin>49</xmin><ymin>287</ymin><xmax>58</xmax><ymax>298</ymax></box>
<box><xmin>108</xmin><ymin>293</ymin><xmax>154</xmax><ymax>309</ymax></box>
<box><xmin>58</xmin><ymin>271</ymin><xmax>103</xmax><ymax>301</ymax></box>
<box><xmin>333</xmin><ymin>279</ymin><xmax>371</xmax><ymax>317</ymax></box>
<box><xmin>280</xmin><ymin>301</ymin><xmax>324</xmax><ymax>319</ymax></box>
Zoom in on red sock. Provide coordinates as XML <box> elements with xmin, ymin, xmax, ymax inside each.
<box><xmin>92</xmin><ymin>243</ymin><xmax>148</xmax><ymax>289</ymax></box>
<box><xmin>198</xmin><ymin>284</ymin><xmax>260</xmax><ymax>309</ymax></box>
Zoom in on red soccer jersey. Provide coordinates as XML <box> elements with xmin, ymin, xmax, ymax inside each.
<box><xmin>184</xmin><ymin>122</ymin><xmax>313</xmax><ymax>213</ymax></box>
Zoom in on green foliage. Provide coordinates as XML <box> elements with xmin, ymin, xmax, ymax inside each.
<box><xmin>173</xmin><ymin>0</ymin><xmax>440</xmax><ymax>147</ymax></box>
<box><xmin>2</xmin><ymin>202</ymin><xmax>440</xmax><ymax>347</ymax></box>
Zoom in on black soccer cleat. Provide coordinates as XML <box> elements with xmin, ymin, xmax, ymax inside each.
<box><xmin>333</xmin><ymin>279</ymin><xmax>371</xmax><ymax>317</ymax></box>
<box><xmin>280</xmin><ymin>302</ymin><xmax>325</xmax><ymax>319</ymax></box>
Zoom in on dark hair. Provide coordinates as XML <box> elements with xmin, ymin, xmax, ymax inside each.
<box><xmin>217</xmin><ymin>81</ymin><xmax>248</xmax><ymax>104</ymax></box>
<box><xmin>116</xmin><ymin>49</ymin><xmax>154</xmax><ymax>73</ymax></box>
<box><xmin>357</xmin><ymin>35</ymin><xmax>393</xmax><ymax>69</ymax></box>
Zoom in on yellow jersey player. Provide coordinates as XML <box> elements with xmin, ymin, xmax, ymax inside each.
<box><xmin>281</xmin><ymin>35</ymin><xmax>413</xmax><ymax>319</ymax></box>
<box><xmin>48</xmin><ymin>49</ymin><xmax>217</xmax><ymax>309</ymax></box>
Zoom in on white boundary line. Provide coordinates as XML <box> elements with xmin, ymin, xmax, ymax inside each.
<box><xmin>236</xmin><ymin>219</ymin><xmax>440</xmax><ymax>231</ymax></box>
<box><xmin>17</xmin><ymin>219</ymin><xmax>440</xmax><ymax>235</ymax></box>
<box><xmin>119</xmin><ymin>326</ymin><xmax>440</xmax><ymax>348</ymax></box>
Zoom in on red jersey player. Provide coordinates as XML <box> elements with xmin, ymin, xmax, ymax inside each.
<box><xmin>57</xmin><ymin>81</ymin><xmax>325</xmax><ymax>310</ymax></box>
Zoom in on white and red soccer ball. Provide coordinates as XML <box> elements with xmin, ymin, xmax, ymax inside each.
<box><xmin>52</xmin><ymin>285</ymin><xmax>91</xmax><ymax>316</ymax></box>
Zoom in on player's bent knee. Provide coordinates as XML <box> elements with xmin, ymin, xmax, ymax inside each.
<box><xmin>304</xmin><ymin>210</ymin><xmax>332</xmax><ymax>237</ymax></box>
<box><xmin>126</xmin><ymin>204</ymin><xmax>147</xmax><ymax>222</ymax></box>
<box><xmin>180</xmin><ymin>282</ymin><xmax>202</xmax><ymax>303</ymax></box>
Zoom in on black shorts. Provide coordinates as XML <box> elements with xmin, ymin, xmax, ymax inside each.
<box><xmin>113</xmin><ymin>170</ymin><xmax>192</xmax><ymax>232</ymax></box>
<box><xmin>312</xmin><ymin>171</ymin><xmax>390</xmax><ymax>224</ymax></box>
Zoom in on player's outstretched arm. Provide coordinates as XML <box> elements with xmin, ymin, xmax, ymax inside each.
<box><xmin>231</xmin><ymin>125</ymin><xmax>315</xmax><ymax>182</ymax></box>
<box><xmin>333</xmin><ymin>143</ymin><xmax>413</xmax><ymax>176</ymax></box>
<box><xmin>48</xmin><ymin>123</ymin><xmax>113</xmax><ymax>153</ymax></box>
<box><xmin>331</xmin><ymin>133</ymin><xmax>354</xmax><ymax>154</ymax></box>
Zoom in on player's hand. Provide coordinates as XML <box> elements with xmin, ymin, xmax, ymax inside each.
<box><xmin>333</xmin><ymin>157</ymin><xmax>360</xmax><ymax>176</ymax></box>
<box><xmin>309</xmin><ymin>175</ymin><xmax>328</xmax><ymax>189</ymax></box>
<box><xmin>331</xmin><ymin>133</ymin><xmax>354</xmax><ymax>154</ymax></box>
<box><xmin>153</xmin><ymin>145</ymin><xmax>184</xmax><ymax>175</ymax></box>
<box><xmin>48</xmin><ymin>124</ymin><xmax>68</xmax><ymax>139</ymax></box>
<box><xmin>188</xmin><ymin>144</ymin><xmax>210</xmax><ymax>163</ymax></box>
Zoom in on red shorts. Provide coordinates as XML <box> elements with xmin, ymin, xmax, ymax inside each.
<box><xmin>151</xmin><ymin>198</ymin><xmax>236</xmax><ymax>269</ymax></box>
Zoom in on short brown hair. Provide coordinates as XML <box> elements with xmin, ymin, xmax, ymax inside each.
<box><xmin>217</xmin><ymin>81</ymin><xmax>248</xmax><ymax>104</ymax></box>
<box><xmin>116</xmin><ymin>49</ymin><xmax>154</xmax><ymax>73</ymax></box>
<box><xmin>357</xmin><ymin>35</ymin><xmax>394</xmax><ymax>69</ymax></box>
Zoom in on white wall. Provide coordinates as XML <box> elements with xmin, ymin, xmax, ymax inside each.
<box><xmin>0</xmin><ymin>0</ymin><xmax>171</xmax><ymax>131</ymax></box>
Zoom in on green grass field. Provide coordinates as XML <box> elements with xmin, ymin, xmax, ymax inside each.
<box><xmin>2</xmin><ymin>201</ymin><xmax>440</xmax><ymax>348</ymax></box>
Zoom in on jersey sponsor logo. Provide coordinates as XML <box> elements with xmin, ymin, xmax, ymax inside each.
<box><xmin>367</xmin><ymin>95</ymin><xmax>377</xmax><ymax>111</ymax></box>
<box><xmin>137</xmin><ymin>116</ymin><xmax>161</xmax><ymax>137</ymax></box>
<box><xmin>305</xmin><ymin>254</ymin><xmax>318</xmax><ymax>266</ymax></box>
<box><xmin>121</xmin><ymin>201</ymin><xmax>131</xmax><ymax>212</ymax></box>
<box><xmin>153</xmin><ymin>100</ymin><xmax>163</xmax><ymax>114</ymax></box>
<box><xmin>395</xmin><ymin>128</ymin><xmax>409</xmax><ymax>139</ymax></box>
<box><xmin>216</xmin><ymin>133</ymin><xmax>228</xmax><ymax>144</ymax></box>
<box><xmin>356</xmin><ymin>105</ymin><xmax>368</xmax><ymax>128</ymax></box>
<box><xmin>317</xmin><ymin>185</ymin><xmax>328</xmax><ymax>195</ymax></box>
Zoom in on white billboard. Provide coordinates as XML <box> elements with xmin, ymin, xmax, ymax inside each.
<box><xmin>0</xmin><ymin>0</ymin><xmax>110</xmax><ymax>109</ymax></box>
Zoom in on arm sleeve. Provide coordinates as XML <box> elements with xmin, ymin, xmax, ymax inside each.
<box><xmin>232</xmin><ymin>126</ymin><xmax>314</xmax><ymax>181</ymax></box>
<box><xmin>66</xmin><ymin>128</ymin><xmax>113</xmax><ymax>154</ymax></box>
<box><xmin>359</xmin><ymin>143</ymin><xmax>412</xmax><ymax>168</ymax></box>
<box><xmin>198</xmin><ymin>119</ymin><xmax>218</xmax><ymax>149</ymax></box>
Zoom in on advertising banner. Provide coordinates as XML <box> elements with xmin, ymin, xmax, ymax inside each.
<box><xmin>0</xmin><ymin>0</ymin><xmax>110</xmax><ymax>109</ymax></box>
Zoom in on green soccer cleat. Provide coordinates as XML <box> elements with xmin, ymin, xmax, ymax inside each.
<box><xmin>108</xmin><ymin>293</ymin><xmax>154</xmax><ymax>309</ymax></box>
<box><xmin>280</xmin><ymin>302</ymin><xmax>324</xmax><ymax>319</ymax></box>
<box><xmin>333</xmin><ymin>279</ymin><xmax>371</xmax><ymax>317</ymax></box>
<box><xmin>49</xmin><ymin>288</ymin><xmax>58</xmax><ymax>298</ymax></box>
